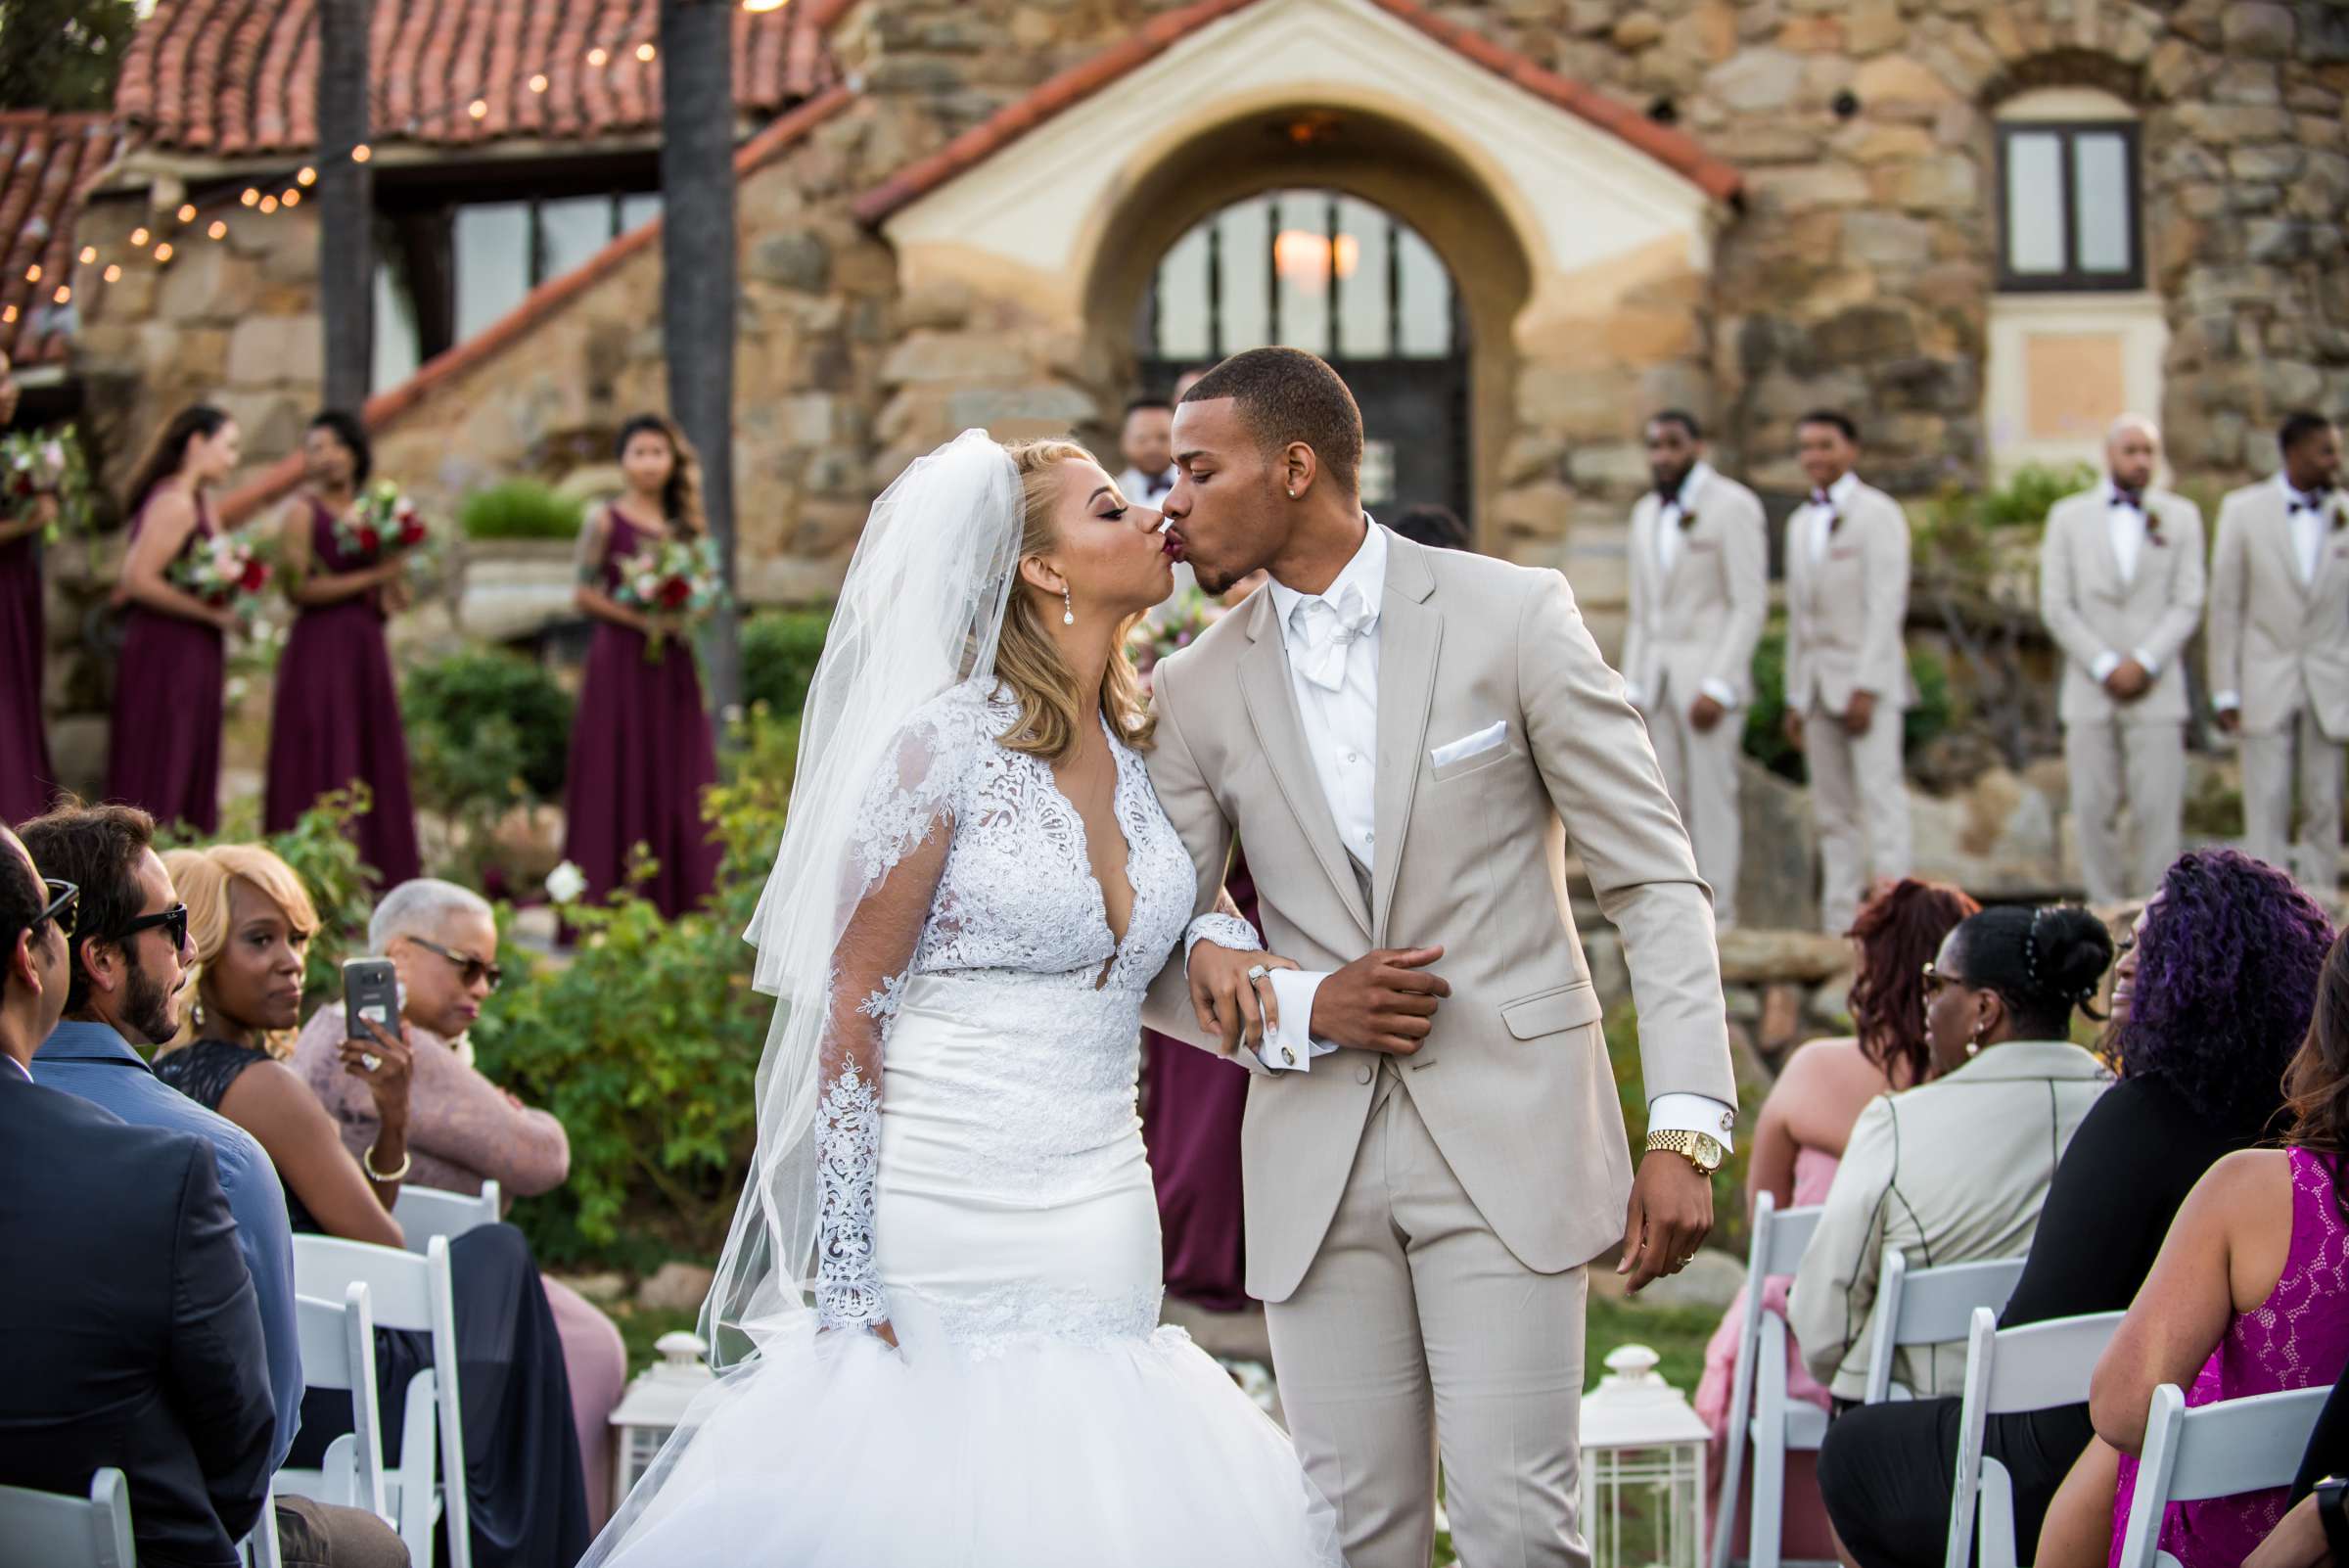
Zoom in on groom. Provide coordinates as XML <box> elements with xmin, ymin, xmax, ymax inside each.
<box><xmin>1143</xmin><ymin>347</ymin><xmax>1737</xmax><ymax>1568</ymax></box>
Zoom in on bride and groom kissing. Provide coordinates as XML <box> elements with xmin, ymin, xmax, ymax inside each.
<box><xmin>582</xmin><ymin>347</ymin><xmax>1739</xmax><ymax>1568</ymax></box>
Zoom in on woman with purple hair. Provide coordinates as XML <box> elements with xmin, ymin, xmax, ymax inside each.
<box><xmin>1819</xmin><ymin>849</ymin><xmax>2332</xmax><ymax>1568</ymax></box>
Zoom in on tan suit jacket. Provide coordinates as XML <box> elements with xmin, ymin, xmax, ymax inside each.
<box><xmin>1143</xmin><ymin>530</ymin><xmax>1736</xmax><ymax>1303</ymax></box>
<box><xmin>2207</xmin><ymin>482</ymin><xmax>2349</xmax><ymax>739</ymax></box>
<box><xmin>1784</xmin><ymin>481</ymin><xmax>1913</xmax><ymax>715</ymax></box>
<box><xmin>1620</xmin><ymin>471</ymin><xmax>1770</xmax><ymax>710</ymax></box>
<box><xmin>2039</xmin><ymin>488</ymin><xmax>2206</xmax><ymax>724</ymax></box>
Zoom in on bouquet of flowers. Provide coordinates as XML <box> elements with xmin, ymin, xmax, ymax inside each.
<box><xmin>336</xmin><ymin>479</ymin><xmax>433</xmax><ymax>562</ymax></box>
<box><xmin>1130</xmin><ymin>585</ymin><xmax>1221</xmax><ymax>693</ymax></box>
<box><xmin>1</xmin><ymin>424</ymin><xmax>95</xmax><ymax>544</ymax></box>
<box><xmin>614</xmin><ymin>534</ymin><xmax>727</xmax><ymax>661</ymax></box>
<box><xmin>169</xmin><ymin>527</ymin><xmax>276</xmax><ymax>626</ymax></box>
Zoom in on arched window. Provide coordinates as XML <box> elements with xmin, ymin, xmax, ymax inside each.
<box><xmin>1995</xmin><ymin>86</ymin><xmax>2142</xmax><ymax>293</ymax></box>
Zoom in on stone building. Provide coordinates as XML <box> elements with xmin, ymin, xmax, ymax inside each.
<box><xmin>7</xmin><ymin>0</ymin><xmax>2347</xmax><ymax>650</ymax></box>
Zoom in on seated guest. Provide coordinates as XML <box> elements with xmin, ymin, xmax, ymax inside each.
<box><xmin>2033</xmin><ymin>927</ymin><xmax>2349</xmax><ymax>1568</ymax></box>
<box><xmin>1820</xmin><ymin>850</ymin><xmax>2331</xmax><ymax>1568</ymax></box>
<box><xmin>0</xmin><ymin>824</ymin><xmax>286</xmax><ymax>1567</ymax></box>
<box><xmin>20</xmin><ymin>803</ymin><xmax>305</xmax><ymax>1477</ymax></box>
<box><xmin>1789</xmin><ymin>904</ymin><xmax>2113</xmax><ymax>1405</ymax></box>
<box><xmin>1391</xmin><ymin>502</ymin><xmax>1470</xmax><ymax>551</ymax></box>
<box><xmin>1696</xmin><ymin>878</ymin><xmax>1979</xmax><ymax>1549</ymax></box>
<box><xmin>293</xmin><ymin>877</ymin><xmax>628</xmax><ymax>1528</ymax></box>
<box><xmin>156</xmin><ymin>849</ymin><xmax>591</xmax><ymax>1568</ymax></box>
<box><xmin>2238</xmin><ymin>1359</ymin><xmax>2349</xmax><ymax>1568</ymax></box>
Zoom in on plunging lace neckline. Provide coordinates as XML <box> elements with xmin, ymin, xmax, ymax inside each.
<box><xmin>1045</xmin><ymin>713</ymin><xmax>1144</xmax><ymax>988</ymax></box>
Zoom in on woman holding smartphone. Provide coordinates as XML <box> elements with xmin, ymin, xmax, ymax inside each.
<box><xmin>155</xmin><ymin>842</ymin><xmax>592</xmax><ymax>1568</ymax></box>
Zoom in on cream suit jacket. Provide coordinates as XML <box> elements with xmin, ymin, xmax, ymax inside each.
<box><xmin>2039</xmin><ymin>488</ymin><xmax>2206</xmax><ymax>725</ymax></box>
<box><xmin>1783</xmin><ymin>482</ymin><xmax>1913</xmax><ymax>715</ymax></box>
<box><xmin>1620</xmin><ymin>472</ymin><xmax>1770</xmax><ymax>710</ymax></box>
<box><xmin>1142</xmin><ymin>530</ymin><xmax>1737</xmax><ymax>1304</ymax></box>
<box><xmin>2207</xmin><ymin>482</ymin><xmax>2349</xmax><ymax>739</ymax></box>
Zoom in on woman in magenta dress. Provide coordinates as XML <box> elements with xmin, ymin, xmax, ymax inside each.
<box><xmin>559</xmin><ymin>413</ymin><xmax>718</xmax><ymax>918</ymax></box>
<box><xmin>0</xmin><ymin>348</ymin><xmax>61</xmax><ymax>823</ymax></box>
<box><xmin>107</xmin><ymin>405</ymin><xmax>243</xmax><ymax>833</ymax></box>
<box><xmin>2029</xmin><ymin>926</ymin><xmax>2349</xmax><ymax>1568</ymax></box>
<box><xmin>262</xmin><ymin>411</ymin><xmax>422</xmax><ymax>884</ymax></box>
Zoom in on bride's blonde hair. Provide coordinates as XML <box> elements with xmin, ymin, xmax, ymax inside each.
<box><xmin>993</xmin><ymin>438</ymin><xmax>1155</xmax><ymax>762</ymax></box>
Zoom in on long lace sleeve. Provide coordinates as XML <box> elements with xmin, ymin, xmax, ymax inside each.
<box><xmin>814</xmin><ymin>712</ymin><xmax>964</xmax><ymax>1334</ymax></box>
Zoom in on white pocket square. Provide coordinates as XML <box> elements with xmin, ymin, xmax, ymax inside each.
<box><xmin>1431</xmin><ymin>721</ymin><xmax>1509</xmax><ymax>769</ymax></box>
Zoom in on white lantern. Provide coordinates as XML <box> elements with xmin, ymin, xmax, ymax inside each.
<box><xmin>609</xmin><ymin>1330</ymin><xmax>714</xmax><ymax>1503</ymax></box>
<box><xmin>1580</xmin><ymin>1343</ymin><xmax>1710</xmax><ymax>1568</ymax></box>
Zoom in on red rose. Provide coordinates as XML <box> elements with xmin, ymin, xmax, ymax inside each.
<box><xmin>358</xmin><ymin>525</ymin><xmax>381</xmax><ymax>554</ymax></box>
<box><xmin>240</xmin><ymin>560</ymin><xmax>269</xmax><ymax>592</ymax></box>
<box><xmin>397</xmin><ymin>515</ymin><xmax>426</xmax><ymax>546</ymax></box>
<box><xmin>659</xmin><ymin>576</ymin><xmax>691</xmax><ymax>609</ymax></box>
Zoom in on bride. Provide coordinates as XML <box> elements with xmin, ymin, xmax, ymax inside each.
<box><xmin>580</xmin><ymin>432</ymin><xmax>1342</xmax><ymax>1565</ymax></box>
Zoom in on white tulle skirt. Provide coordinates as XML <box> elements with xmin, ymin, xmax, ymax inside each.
<box><xmin>580</xmin><ymin>981</ymin><xmax>1342</xmax><ymax>1567</ymax></box>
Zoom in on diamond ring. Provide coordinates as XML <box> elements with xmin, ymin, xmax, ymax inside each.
<box><xmin>360</xmin><ymin>1052</ymin><xmax>382</xmax><ymax>1073</ymax></box>
<box><xmin>1246</xmin><ymin>964</ymin><xmax>1269</xmax><ymax>983</ymax></box>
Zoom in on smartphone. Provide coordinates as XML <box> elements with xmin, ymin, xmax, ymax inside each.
<box><xmin>344</xmin><ymin>958</ymin><xmax>398</xmax><ymax>1041</ymax></box>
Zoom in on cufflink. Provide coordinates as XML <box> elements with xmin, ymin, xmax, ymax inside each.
<box><xmin>1721</xmin><ymin>1111</ymin><xmax>1734</xmax><ymax>1131</ymax></box>
<box><xmin>1282</xmin><ymin>1046</ymin><xmax>1297</xmax><ymax>1065</ymax></box>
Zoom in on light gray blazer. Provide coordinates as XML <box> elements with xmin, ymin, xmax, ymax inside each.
<box><xmin>1620</xmin><ymin>470</ymin><xmax>1770</xmax><ymax>712</ymax></box>
<box><xmin>2207</xmin><ymin>481</ymin><xmax>2349</xmax><ymax>739</ymax></box>
<box><xmin>2038</xmin><ymin>487</ymin><xmax>2206</xmax><ymax>725</ymax></box>
<box><xmin>1783</xmin><ymin>481</ymin><xmax>1913</xmax><ymax>715</ymax></box>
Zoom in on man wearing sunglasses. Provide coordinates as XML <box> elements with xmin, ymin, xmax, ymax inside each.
<box><xmin>17</xmin><ymin>802</ymin><xmax>306</xmax><ymax>1493</ymax></box>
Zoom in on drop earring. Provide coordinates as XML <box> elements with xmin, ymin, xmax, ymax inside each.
<box><xmin>1061</xmin><ymin>586</ymin><xmax>1075</xmax><ymax>626</ymax></box>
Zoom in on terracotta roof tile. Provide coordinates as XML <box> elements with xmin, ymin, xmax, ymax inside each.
<box><xmin>118</xmin><ymin>0</ymin><xmax>838</xmax><ymax>157</ymax></box>
<box><xmin>852</xmin><ymin>0</ymin><xmax>1742</xmax><ymax>226</ymax></box>
<box><xmin>0</xmin><ymin>113</ymin><xmax>126</xmax><ymax>369</ymax></box>
<box><xmin>217</xmin><ymin>82</ymin><xmax>858</xmax><ymax>525</ymax></box>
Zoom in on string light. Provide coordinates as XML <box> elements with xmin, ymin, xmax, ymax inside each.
<box><xmin>635</xmin><ymin>41</ymin><xmax>656</xmax><ymax>62</ymax></box>
<box><xmin>154</xmin><ymin>242</ymin><xmax>173</xmax><ymax>262</ymax></box>
<box><xmin>129</xmin><ymin>226</ymin><xmax>150</xmax><ymax>247</ymax></box>
<box><xmin>586</xmin><ymin>46</ymin><xmax>609</xmax><ymax>66</ymax></box>
<box><xmin>102</xmin><ymin>264</ymin><xmax>120</xmax><ymax>283</ymax></box>
<box><xmin>176</xmin><ymin>203</ymin><xmax>197</xmax><ymax>222</ymax></box>
<box><xmin>530</xmin><ymin>73</ymin><xmax>549</xmax><ymax>93</ymax></box>
<box><xmin>52</xmin><ymin>286</ymin><xmax>69</xmax><ymax>304</ymax></box>
<box><xmin>743</xmin><ymin>0</ymin><xmax>790</xmax><ymax>11</ymax></box>
<box><xmin>258</xmin><ymin>195</ymin><xmax>279</xmax><ymax>214</ymax></box>
<box><xmin>241</xmin><ymin>188</ymin><xmax>259</xmax><ymax>206</ymax></box>
<box><xmin>207</xmin><ymin>219</ymin><xmax>227</xmax><ymax>240</ymax></box>
<box><xmin>23</xmin><ymin>265</ymin><xmax>38</xmax><ymax>283</ymax></box>
<box><xmin>297</xmin><ymin>165</ymin><xmax>316</xmax><ymax>186</ymax></box>
<box><xmin>281</xmin><ymin>189</ymin><xmax>301</xmax><ymax>208</ymax></box>
<box><xmin>351</xmin><ymin>143</ymin><xmax>372</xmax><ymax>162</ymax></box>
<box><xmin>467</xmin><ymin>98</ymin><xmax>488</xmax><ymax>119</ymax></box>
<box><xmin>78</xmin><ymin>246</ymin><xmax>96</xmax><ymax>264</ymax></box>
<box><xmin>1</xmin><ymin>306</ymin><xmax>14</xmax><ymax>325</ymax></box>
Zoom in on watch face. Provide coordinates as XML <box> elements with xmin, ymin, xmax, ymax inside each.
<box><xmin>1693</xmin><ymin>1133</ymin><xmax>1726</xmax><ymax>1170</ymax></box>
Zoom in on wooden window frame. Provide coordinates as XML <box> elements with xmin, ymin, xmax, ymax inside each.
<box><xmin>1994</xmin><ymin>119</ymin><xmax>2144</xmax><ymax>294</ymax></box>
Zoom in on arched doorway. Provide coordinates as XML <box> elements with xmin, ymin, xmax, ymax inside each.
<box><xmin>1138</xmin><ymin>189</ymin><xmax>1470</xmax><ymax>524</ymax></box>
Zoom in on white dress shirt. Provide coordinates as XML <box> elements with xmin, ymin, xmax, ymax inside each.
<box><xmin>1631</xmin><ymin>462</ymin><xmax>1739</xmax><ymax>712</ymax></box>
<box><xmin>1117</xmin><ymin>464</ymin><xmax>1177</xmax><ymax>505</ymax></box>
<box><xmin>1801</xmin><ymin>471</ymin><xmax>1862</xmax><ymax>568</ymax></box>
<box><xmin>2088</xmin><ymin>478</ymin><xmax>2162</xmax><ymax>684</ymax></box>
<box><xmin>1239</xmin><ymin>524</ymin><xmax>1734</xmax><ymax>1148</ymax></box>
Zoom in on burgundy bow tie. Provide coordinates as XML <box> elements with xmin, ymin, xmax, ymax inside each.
<box><xmin>2290</xmin><ymin>489</ymin><xmax>2331</xmax><ymax>515</ymax></box>
<box><xmin>1811</xmin><ymin>489</ymin><xmax>1830</xmax><ymax>508</ymax></box>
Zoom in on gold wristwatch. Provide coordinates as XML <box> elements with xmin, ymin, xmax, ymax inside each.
<box><xmin>1646</xmin><ymin>1129</ymin><xmax>1726</xmax><ymax>1174</ymax></box>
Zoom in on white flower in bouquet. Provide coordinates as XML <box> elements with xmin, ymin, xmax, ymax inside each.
<box><xmin>545</xmin><ymin>859</ymin><xmax>588</xmax><ymax>905</ymax></box>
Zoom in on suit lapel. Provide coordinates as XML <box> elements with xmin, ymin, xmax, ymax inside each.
<box><xmin>1370</xmin><ymin>536</ymin><xmax>1441</xmax><ymax>945</ymax></box>
<box><xmin>1236</xmin><ymin>592</ymin><xmax>1373</xmax><ymax>939</ymax></box>
<box><xmin>2260</xmin><ymin>494</ymin><xmax>2314</xmax><ymax>606</ymax></box>
<box><xmin>2088</xmin><ymin>503</ymin><xmax>2127</xmax><ymax>597</ymax></box>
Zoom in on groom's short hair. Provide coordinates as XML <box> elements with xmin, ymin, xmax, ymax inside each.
<box><xmin>1181</xmin><ymin>347</ymin><xmax>1363</xmax><ymax>496</ymax></box>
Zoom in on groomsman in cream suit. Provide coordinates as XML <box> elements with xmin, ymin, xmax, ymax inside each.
<box><xmin>1620</xmin><ymin>410</ymin><xmax>1768</xmax><ymax>928</ymax></box>
<box><xmin>1151</xmin><ymin>348</ymin><xmax>1737</xmax><ymax>1568</ymax></box>
<box><xmin>2040</xmin><ymin>416</ymin><xmax>2206</xmax><ymax>904</ymax></box>
<box><xmin>1782</xmin><ymin>410</ymin><xmax>1913</xmax><ymax>935</ymax></box>
<box><xmin>2209</xmin><ymin>412</ymin><xmax>2349</xmax><ymax>893</ymax></box>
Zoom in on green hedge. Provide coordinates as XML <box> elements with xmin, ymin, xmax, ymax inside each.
<box><xmin>740</xmin><ymin>607</ymin><xmax>832</xmax><ymax>718</ymax></box>
<box><xmin>159</xmin><ymin>793</ymin><xmax>377</xmax><ymax>1017</ymax></box>
<box><xmin>457</xmin><ymin>480</ymin><xmax>585</xmax><ymax>541</ymax></box>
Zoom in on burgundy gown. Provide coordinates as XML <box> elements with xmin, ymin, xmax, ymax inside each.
<box><xmin>0</xmin><ymin>518</ymin><xmax>57</xmax><ymax>824</ymax></box>
<box><xmin>559</xmin><ymin>506</ymin><xmax>718</xmax><ymax>918</ymax></box>
<box><xmin>262</xmin><ymin>496</ymin><xmax>422</xmax><ymax>885</ymax></box>
<box><xmin>1139</xmin><ymin>850</ymin><xmax>1262</xmax><ymax>1312</ymax></box>
<box><xmin>106</xmin><ymin>491</ymin><xmax>224</xmax><ymax>834</ymax></box>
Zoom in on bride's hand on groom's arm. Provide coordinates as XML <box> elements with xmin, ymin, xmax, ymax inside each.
<box><xmin>1187</xmin><ymin>944</ymin><xmax>1300</xmax><ymax>1057</ymax></box>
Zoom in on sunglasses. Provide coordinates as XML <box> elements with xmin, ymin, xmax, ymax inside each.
<box><xmin>116</xmin><ymin>902</ymin><xmax>190</xmax><ymax>952</ymax></box>
<box><xmin>1919</xmin><ymin>959</ymin><xmax>1969</xmax><ymax>999</ymax></box>
<box><xmin>410</xmin><ymin>937</ymin><xmax>503</xmax><ymax>992</ymax></box>
<box><xmin>38</xmin><ymin>878</ymin><xmax>77</xmax><ymax>940</ymax></box>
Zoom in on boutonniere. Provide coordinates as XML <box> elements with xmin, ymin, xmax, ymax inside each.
<box><xmin>2330</xmin><ymin>497</ymin><xmax>2347</xmax><ymax>533</ymax></box>
<box><xmin>1679</xmin><ymin>509</ymin><xmax>1699</xmax><ymax>531</ymax></box>
<box><xmin>2144</xmin><ymin>513</ymin><xmax>2167</xmax><ymax>547</ymax></box>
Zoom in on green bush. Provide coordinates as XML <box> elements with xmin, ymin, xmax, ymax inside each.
<box><xmin>400</xmin><ymin>651</ymin><xmax>574</xmax><ymax>884</ymax></box>
<box><xmin>457</xmin><ymin>480</ymin><xmax>585</xmax><ymax>541</ymax></box>
<box><xmin>740</xmin><ymin>607</ymin><xmax>833</xmax><ymax>719</ymax></box>
<box><xmin>468</xmin><ymin>705</ymin><xmax>799</xmax><ymax>1267</ymax></box>
<box><xmin>1742</xmin><ymin>621</ymin><xmax>1955</xmax><ymax>781</ymax></box>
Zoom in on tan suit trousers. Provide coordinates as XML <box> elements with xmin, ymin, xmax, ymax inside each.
<box><xmin>1266</xmin><ymin>1061</ymin><xmax>1590</xmax><ymax>1568</ymax></box>
<box><xmin>1644</xmin><ymin>694</ymin><xmax>1742</xmax><ymax>929</ymax></box>
<box><xmin>2240</xmin><ymin>709</ymin><xmax>2344</xmax><ymax>895</ymax></box>
<box><xmin>1804</xmin><ymin>703</ymin><xmax>1911</xmax><ymax>934</ymax></box>
<box><xmin>2065</xmin><ymin>718</ymin><xmax>2186</xmax><ymax>905</ymax></box>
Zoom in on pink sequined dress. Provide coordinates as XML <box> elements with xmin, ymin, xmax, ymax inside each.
<box><xmin>2108</xmin><ymin>1147</ymin><xmax>2349</xmax><ymax>1568</ymax></box>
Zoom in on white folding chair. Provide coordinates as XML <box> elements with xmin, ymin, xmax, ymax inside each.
<box><xmin>392</xmin><ymin>1181</ymin><xmax>501</xmax><ymax>1254</ymax></box>
<box><xmin>277</xmin><ymin>1284</ymin><xmax>392</xmax><ymax>1523</ymax></box>
<box><xmin>293</xmin><ymin>1233</ymin><xmax>471</xmax><ymax>1568</ymax></box>
<box><xmin>2115</xmin><ymin>1381</ymin><xmax>2332</xmax><ymax>1568</ymax></box>
<box><xmin>1944</xmin><ymin>1306</ymin><xmax>2127</xmax><ymax>1568</ymax></box>
<box><xmin>1863</xmin><ymin>1250</ymin><xmax>2027</xmax><ymax>1405</ymax></box>
<box><xmin>1710</xmin><ymin>1191</ymin><xmax>1828</xmax><ymax>1568</ymax></box>
<box><xmin>240</xmin><ymin>1483</ymin><xmax>282</xmax><ymax>1568</ymax></box>
<box><xmin>0</xmin><ymin>1468</ymin><xmax>136</xmax><ymax>1568</ymax></box>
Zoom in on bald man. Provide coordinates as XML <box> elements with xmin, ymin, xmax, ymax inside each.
<box><xmin>2038</xmin><ymin>417</ymin><xmax>2206</xmax><ymax>903</ymax></box>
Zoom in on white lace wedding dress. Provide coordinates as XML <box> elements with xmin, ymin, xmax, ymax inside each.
<box><xmin>585</xmin><ymin>681</ymin><xmax>1341</xmax><ymax>1567</ymax></box>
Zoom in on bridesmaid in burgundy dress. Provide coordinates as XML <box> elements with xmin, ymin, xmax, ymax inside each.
<box><xmin>0</xmin><ymin>349</ymin><xmax>61</xmax><ymax>823</ymax></box>
<box><xmin>560</xmin><ymin>413</ymin><xmax>719</xmax><ymax>918</ymax></box>
<box><xmin>107</xmin><ymin>406</ymin><xmax>242</xmax><ymax>833</ymax></box>
<box><xmin>262</xmin><ymin>411</ymin><xmax>422</xmax><ymax>884</ymax></box>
